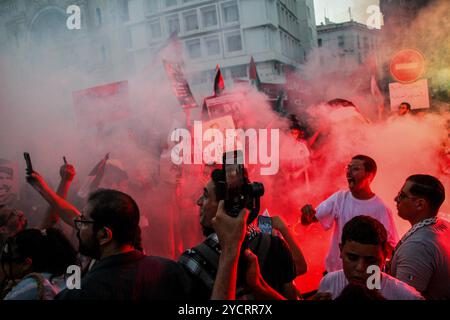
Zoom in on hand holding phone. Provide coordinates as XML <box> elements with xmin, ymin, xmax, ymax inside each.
<box><xmin>24</xmin><ymin>152</ymin><xmax>33</xmax><ymax>175</ymax></box>
<box><xmin>60</xmin><ymin>157</ymin><xmax>75</xmax><ymax>181</ymax></box>
<box><xmin>258</xmin><ymin>216</ymin><xmax>273</xmax><ymax>234</ymax></box>
<box><xmin>301</xmin><ymin>204</ymin><xmax>316</xmax><ymax>225</ymax></box>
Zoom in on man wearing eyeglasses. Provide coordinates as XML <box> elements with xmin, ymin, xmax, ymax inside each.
<box><xmin>389</xmin><ymin>174</ymin><xmax>450</xmax><ymax>300</ymax></box>
<box><xmin>26</xmin><ymin>171</ymin><xmax>191</xmax><ymax>300</ymax></box>
<box><xmin>300</xmin><ymin>155</ymin><xmax>399</xmax><ymax>273</ymax></box>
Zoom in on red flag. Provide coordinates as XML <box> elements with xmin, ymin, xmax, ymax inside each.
<box><xmin>213</xmin><ymin>65</ymin><xmax>225</xmax><ymax>96</ymax></box>
<box><xmin>370</xmin><ymin>74</ymin><xmax>382</xmax><ymax>98</ymax></box>
<box><xmin>72</xmin><ymin>81</ymin><xmax>130</xmax><ymax>129</ymax></box>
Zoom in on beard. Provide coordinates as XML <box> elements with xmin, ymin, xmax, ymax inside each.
<box><xmin>201</xmin><ymin>225</ymin><xmax>215</xmax><ymax>237</ymax></box>
<box><xmin>77</xmin><ymin>231</ymin><xmax>101</xmax><ymax>259</ymax></box>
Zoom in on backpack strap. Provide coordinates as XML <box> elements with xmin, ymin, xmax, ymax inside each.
<box><xmin>179</xmin><ymin>232</ymin><xmax>272</xmax><ymax>294</ymax></box>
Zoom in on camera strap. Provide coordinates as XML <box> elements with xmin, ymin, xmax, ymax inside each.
<box><xmin>178</xmin><ymin>233</ymin><xmax>221</xmax><ymax>291</ymax></box>
<box><xmin>179</xmin><ymin>231</ymin><xmax>272</xmax><ymax>297</ymax></box>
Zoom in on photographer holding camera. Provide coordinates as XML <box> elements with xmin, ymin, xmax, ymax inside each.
<box><xmin>179</xmin><ymin>152</ymin><xmax>298</xmax><ymax>300</ymax></box>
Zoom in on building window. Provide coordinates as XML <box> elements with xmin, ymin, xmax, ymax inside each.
<box><xmin>222</xmin><ymin>1</ymin><xmax>239</xmax><ymax>24</ymax></box>
<box><xmin>122</xmin><ymin>28</ymin><xmax>132</xmax><ymax>49</ymax></box>
<box><xmin>119</xmin><ymin>0</ymin><xmax>130</xmax><ymax>22</ymax></box>
<box><xmin>146</xmin><ymin>0</ymin><xmax>159</xmax><ymax>14</ymax></box>
<box><xmin>338</xmin><ymin>35</ymin><xmax>345</xmax><ymax>48</ymax></box>
<box><xmin>205</xmin><ymin>35</ymin><xmax>220</xmax><ymax>56</ymax></box>
<box><xmin>229</xmin><ymin>65</ymin><xmax>247</xmax><ymax>79</ymax></box>
<box><xmin>225</xmin><ymin>31</ymin><xmax>242</xmax><ymax>52</ymax></box>
<box><xmin>148</xmin><ymin>19</ymin><xmax>161</xmax><ymax>39</ymax></box>
<box><xmin>191</xmin><ymin>72</ymin><xmax>204</xmax><ymax>85</ymax></box>
<box><xmin>101</xmin><ymin>45</ymin><xmax>107</xmax><ymax>62</ymax></box>
<box><xmin>165</xmin><ymin>0</ymin><xmax>177</xmax><ymax>7</ymax></box>
<box><xmin>183</xmin><ymin>10</ymin><xmax>199</xmax><ymax>32</ymax></box>
<box><xmin>318</xmin><ymin>38</ymin><xmax>322</xmax><ymax>47</ymax></box>
<box><xmin>201</xmin><ymin>5</ymin><xmax>218</xmax><ymax>28</ymax></box>
<box><xmin>96</xmin><ymin>8</ymin><xmax>102</xmax><ymax>26</ymax></box>
<box><xmin>364</xmin><ymin>37</ymin><xmax>369</xmax><ymax>49</ymax></box>
<box><xmin>166</xmin><ymin>14</ymin><xmax>180</xmax><ymax>35</ymax></box>
<box><xmin>186</xmin><ymin>38</ymin><xmax>201</xmax><ymax>59</ymax></box>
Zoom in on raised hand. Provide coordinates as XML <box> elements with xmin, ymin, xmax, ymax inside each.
<box><xmin>300</xmin><ymin>204</ymin><xmax>316</xmax><ymax>225</ymax></box>
<box><xmin>212</xmin><ymin>200</ymin><xmax>249</xmax><ymax>252</ymax></box>
<box><xmin>59</xmin><ymin>163</ymin><xmax>76</xmax><ymax>182</ymax></box>
<box><xmin>271</xmin><ymin>215</ymin><xmax>288</xmax><ymax>232</ymax></box>
<box><xmin>26</xmin><ymin>170</ymin><xmax>49</xmax><ymax>193</ymax></box>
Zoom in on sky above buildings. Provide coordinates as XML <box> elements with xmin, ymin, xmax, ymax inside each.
<box><xmin>314</xmin><ymin>0</ymin><xmax>380</xmax><ymax>26</ymax></box>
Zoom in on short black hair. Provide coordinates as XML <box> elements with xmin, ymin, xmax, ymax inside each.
<box><xmin>400</xmin><ymin>102</ymin><xmax>411</xmax><ymax>110</ymax></box>
<box><xmin>2</xmin><ymin>228</ymin><xmax>77</xmax><ymax>277</ymax></box>
<box><xmin>406</xmin><ymin>174</ymin><xmax>445</xmax><ymax>214</ymax></box>
<box><xmin>352</xmin><ymin>155</ymin><xmax>377</xmax><ymax>176</ymax></box>
<box><xmin>341</xmin><ymin>216</ymin><xmax>387</xmax><ymax>252</ymax></box>
<box><xmin>88</xmin><ymin>189</ymin><xmax>140</xmax><ymax>246</ymax></box>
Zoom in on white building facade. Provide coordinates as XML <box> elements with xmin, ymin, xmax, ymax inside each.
<box><xmin>0</xmin><ymin>0</ymin><xmax>317</xmax><ymax>96</ymax></box>
<box><xmin>125</xmin><ymin>0</ymin><xmax>317</xmax><ymax>94</ymax></box>
<box><xmin>316</xmin><ymin>20</ymin><xmax>379</xmax><ymax>72</ymax></box>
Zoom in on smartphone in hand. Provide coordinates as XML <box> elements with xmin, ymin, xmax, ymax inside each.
<box><xmin>258</xmin><ymin>215</ymin><xmax>273</xmax><ymax>234</ymax></box>
<box><xmin>24</xmin><ymin>152</ymin><xmax>33</xmax><ymax>174</ymax></box>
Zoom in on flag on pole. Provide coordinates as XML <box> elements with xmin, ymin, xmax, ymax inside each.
<box><xmin>77</xmin><ymin>153</ymin><xmax>110</xmax><ymax>199</ymax></box>
<box><xmin>249</xmin><ymin>56</ymin><xmax>261</xmax><ymax>91</ymax></box>
<box><xmin>370</xmin><ymin>74</ymin><xmax>382</xmax><ymax>98</ymax></box>
<box><xmin>274</xmin><ymin>90</ymin><xmax>285</xmax><ymax>114</ymax></box>
<box><xmin>213</xmin><ymin>65</ymin><xmax>225</xmax><ymax>96</ymax></box>
<box><xmin>371</xmin><ymin>73</ymin><xmax>385</xmax><ymax>120</ymax></box>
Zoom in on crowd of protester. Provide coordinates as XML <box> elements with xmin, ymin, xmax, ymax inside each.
<box><xmin>0</xmin><ymin>148</ymin><xmax>449</xmax><ymax>301</ymax></box>
<box><xmin>0</xmin><ymin>100</ymin><xmax>449</xmax><ymax>301</ymax></box>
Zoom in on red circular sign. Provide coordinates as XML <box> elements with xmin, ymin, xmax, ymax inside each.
<box><xmin>390</xmin><ymin>49</ymin><xmax>425</xmax><ymax>83</ymax></box>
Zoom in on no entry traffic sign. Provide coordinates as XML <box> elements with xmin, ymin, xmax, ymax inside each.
<box><xmin>390</xmin><ymin>49</ymin><xmax>426</xmax><ymax>83</ymax></box>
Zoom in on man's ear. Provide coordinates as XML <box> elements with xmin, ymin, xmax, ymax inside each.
<box><xmin>97</xmin><ymin>227</ymin><xmax>113</xmax><ymax>245</ymax></box>
<box><xmin>416</xmin><ymin>198</ymin><xmax>426</xmax><ymax>211</ymax></box>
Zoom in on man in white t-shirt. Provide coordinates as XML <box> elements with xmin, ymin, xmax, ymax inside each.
<box><xmin>317</xmin><ymin>215</ymin><xmax>423</xmax><ymax>300</ymax></box>
<box><xmin>301</xmin><ymin>155</ymin><xmax>399</xmax><ymax>272</ymax></box>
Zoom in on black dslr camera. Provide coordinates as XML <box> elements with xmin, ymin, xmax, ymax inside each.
<box><xmin>222</xmin><ymin>150</ymin><xmax>264</xmax><ymax>223</ymax></box>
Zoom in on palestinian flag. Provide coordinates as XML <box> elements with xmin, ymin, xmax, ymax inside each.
<box><xmin>249</xmin><ymin>56</ymin><xmax>261</xmax><ymax>91</ymax></box>
<box><xmin>77</xmin><ymin>153</ymin><xmax>110</xmax><ymax>199</ymax></box>
<box><xmin>213</xmin><ymin>65</ymin><xmax>225</xmax><ymax>96</ymax></box>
